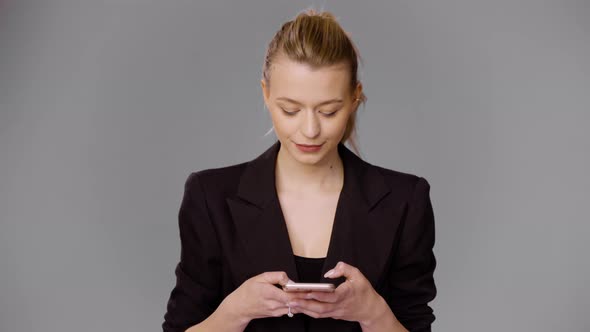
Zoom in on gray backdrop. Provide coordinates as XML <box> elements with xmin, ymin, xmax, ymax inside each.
<box><xmin>1</xmin><ymin>1</ymin><xmax>589</xmax><ymax>331</ymax></box>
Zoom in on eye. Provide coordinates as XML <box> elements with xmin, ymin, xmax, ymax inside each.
<box><xmin>320</xmin><ymin>110</ymin><xmax>340</xmax><ymax>117</ymax></box>
<box><xmin>280</xmin><ymin>107</ymin><xmax>299</xmax><ymax>116</ymax></box>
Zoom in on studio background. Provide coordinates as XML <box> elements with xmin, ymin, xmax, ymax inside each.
<box><xmin>1</xmin><ymin>1</ymin><xmax>589</xmax><ymax>331</ymax></box>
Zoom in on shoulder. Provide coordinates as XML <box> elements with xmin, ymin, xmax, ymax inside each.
<box><xmin>183</xmin><ymin>161</ymin><xmax>248</xmax><ymax>196</ymax></box>
<box><xmin>368</xmin><ymin>162</ymin><xmax>431</xmax><ymax>200</ymax></box>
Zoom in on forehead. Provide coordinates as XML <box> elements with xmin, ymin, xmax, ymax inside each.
<box><xmin>268</xmin><ymin>56</ymin><xmax>351</xmax><ymax>101</ymax></box>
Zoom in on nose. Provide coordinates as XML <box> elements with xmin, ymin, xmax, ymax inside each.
<box><xmin>300</xmin><ymin>110</ymin><xmax>320</xmax><ymax>139</ymax></box>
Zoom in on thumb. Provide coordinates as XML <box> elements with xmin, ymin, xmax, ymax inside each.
<box><xmin>260</xmin><ymin>271</ymin><xmax>291</xmax><ymax>286</ymax></box>
<box><xmin>323</xmin><ymin>261</ymin><xmax>354</xmax><ymax>280</ymax></box>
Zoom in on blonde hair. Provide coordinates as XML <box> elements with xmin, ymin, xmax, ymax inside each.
<box><xmin>262</xmin><ymin>9</ymin><xmax>367</xmax><ymax>155</ymax></box>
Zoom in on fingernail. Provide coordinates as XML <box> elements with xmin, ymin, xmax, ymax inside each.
<box><xmin>288</xmin><ymin>301</ymin><xmax>298</xmax><ymax>307</ymax></box>
<box><xmin>324</xmin><ymin>269</ymin><xmax>334</xmax><ymax>277</ymax></box>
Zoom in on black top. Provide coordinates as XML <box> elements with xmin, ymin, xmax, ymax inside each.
<box><xmin>294</xmin><ymin>255</ymin><xmax>325</xmax><ymax>282</ymax></box>
<box><xmin>162</xmin><ymin>140</ymin><xmax>437</xmax><ymax>332</ymax></box>
<box><xmin>293</xmin><ymin>255</ymin><xmax>326</xmax><ymax>331</ymax></box>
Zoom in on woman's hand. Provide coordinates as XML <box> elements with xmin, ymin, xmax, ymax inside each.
<box><xmin>287</xmin><ymin>261</ymin><xmax>391</xmax><ymax>326</ymax></box>
<box><xmin>220</xmin><ymin>271</ymin><xmax>298</xmax><ymax>324</ymax></box>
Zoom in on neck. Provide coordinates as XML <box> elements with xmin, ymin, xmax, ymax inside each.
<box><xmin>275</xmin><ymin>143</ymin><xmax>344</xmax><ymax>194</ymax></box>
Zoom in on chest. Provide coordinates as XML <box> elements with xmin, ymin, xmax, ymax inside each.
<box><xmin>277</xmin><ymin>192</ymin><xmax>341</xmax><ymax>258</ymax></box>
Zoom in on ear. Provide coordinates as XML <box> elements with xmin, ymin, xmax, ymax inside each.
<box><xmin>351</xmin><ymin>82</ymin><xmax>363</xmax><ymax>113</ymax></box>
<box><xmin>354</xmin><ymin>82</ymin><xmax>363</xmax><ymax>101</ymax></box>
<box><xmin>261</xmin><ymin>79</ymin><xmax>270</xmax><ymax>107</ymax></box>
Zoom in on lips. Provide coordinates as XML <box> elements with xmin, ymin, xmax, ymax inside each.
<box><xmin>294</xmin><ymin>142</ymin><xmax>324</xmax><ymax>152</ymax></box>
<box><xmin>296</xmin><ymin>143</ymin><xmax>323</xmax><ymax>147</ymax></box>
<box><xmin>293</xmin><ymin>142</ymin><xmax>325</xmax><ymax>148</ymax></box>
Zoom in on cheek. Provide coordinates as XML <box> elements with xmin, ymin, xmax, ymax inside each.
<box><xmin>328</xmin><ymin>114</ymin><xmax>352</xmax><ymax>132</ymax></box>
<box><xmin>269</xmin><ymin>110</ymin><xmax>295</xmax><ymax>134</ymax></box>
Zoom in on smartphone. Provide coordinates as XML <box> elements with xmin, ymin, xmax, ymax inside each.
<box><xmin>282</xmin><ymin>280</ymin><xmax>335</xmax><ymax>292</ymax></box>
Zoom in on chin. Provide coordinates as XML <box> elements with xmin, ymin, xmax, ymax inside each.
<box><xmin>295</xmin><ymin>155</ymin><xmax>323</xmax><ymax>165</ymax></box>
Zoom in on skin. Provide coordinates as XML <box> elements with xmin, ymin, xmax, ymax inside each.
<box><xmin>261</xmin><ymin>53</ymin><xmax>362</xmax><ymax>259</ymax></box>
<box><xmin>261</xmin><ymin>53</ymin><xmax>361</xmax><ymax>194</ymax></box>
<box><xmin>188</xmin><ymin>55</ymin><xmax>408</xmax><ymax>332</ymax></box>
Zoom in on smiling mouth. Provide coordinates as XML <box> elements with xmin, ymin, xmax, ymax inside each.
<box><xmin>296</xmin><ymin>143</ymin><xmax>324</xmax><ymax>147</ymax></box>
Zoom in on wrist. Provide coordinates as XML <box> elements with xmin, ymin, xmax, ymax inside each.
<box><xmin>359</xmin><ymin>294</ymin><xmax>406</xmax><ymax>331</ymax></box>
<box><xmin>216</xmin><ymin>294</ymin><xmax>251</xmax><ymax>328</ymax></box>
<box><xmin>360</xmin><ymin>294</ymin><xmax>388</xmax><ymax>327</ymax></box>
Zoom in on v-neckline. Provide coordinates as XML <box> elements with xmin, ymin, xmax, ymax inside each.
<box><xmin>227</xmin><ymin>139</ymin><xmax>394</xmax><ymax>289</ymax></box>
<box><xmin>274</xmin><ymin>174</ymin><xmax>346</xmax><ymax>283</ymax></box>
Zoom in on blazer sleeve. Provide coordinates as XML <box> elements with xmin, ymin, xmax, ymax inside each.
<box><xmin>162</xmin><ymin>172</ymin><xmax>223</xmax><ymax>332</ymax></box>
<box><xmin>387</xmin><ymin>177</ymin><xmax>437</xmax><ymax>332</ymax></box>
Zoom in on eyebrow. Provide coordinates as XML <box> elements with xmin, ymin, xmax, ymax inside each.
<box><xmin>276</xmin><ymin>97</ymin><xmax>343</xmax><ymax>107</ymax></box>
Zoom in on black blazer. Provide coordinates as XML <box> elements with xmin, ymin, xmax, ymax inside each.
<box><xmin>162</xmin><ymin>140</ymin><xmax>437</xmax><ymax>332</ymax></box>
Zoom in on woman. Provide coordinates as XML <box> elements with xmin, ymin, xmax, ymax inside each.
<box><xmin>163</xmin><ymin>9</ymin><xmax>436</xmax><ymax>332</ymax></box>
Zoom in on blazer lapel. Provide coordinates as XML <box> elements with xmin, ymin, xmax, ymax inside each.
<box><xmin>319</xmin><ymin>143</ymin><xmax>402</xmax><ymax>289</ymax></box>
<box><xmin>226</xmin><ymin>140</ymin><xmax>300</xmax><ymax>283</ymax></box>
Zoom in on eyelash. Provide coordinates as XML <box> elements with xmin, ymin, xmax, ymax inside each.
<box><xmin>280</xmin><ymin>108</ymin><xmax>338</xmax><ymax>117</ymax></box>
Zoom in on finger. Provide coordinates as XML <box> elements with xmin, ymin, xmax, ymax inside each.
<box><xmin>323</xmin><ymin>261</ymin><xmax>359</xmax><ymax>281</ymax></box>
<box><xmin>295</xmin><ymin>306</ymin><xmax>342</xmax><ymax>320</ymax></box>
<box><xmin>302</xmin><ymin>291</ymin><xmax>339</xmax><ymax>303</ymax></box>
<box><xmin>254</xmin><ymin>299</ymin><xmax>289</xmax><ymax>318</ymax></box>
<box><xmin>334</xmin><ymin>277</ymin><xmax>354</xmax><ymax>296</ymax></box>
<box><xmin>267</xmin><ymin>299</ymin><xmax>289</xmax><ymax>312</ymax></box>
<box><xmin>292</xmin><ymin>306</ymin><xmax>321</xmax><ymax>319</ymax></box>
<box><xmin>289</xmin><ymin>300</ymin><xmax>335</xmax><ymax>319</ymax></box>
<box><xmin>270</xmin><ymin>305</ymin><xmax>291</xmax><ymax>318</ymax></box>
<box><xmin>285</xmin><ymin>291</ymin><xmax>313</xmax><ymax>302</ymax></box>
<box><xmin>258</xmin><ymin>271</ymin><xmax>291</xmax><ymax>286</ymax></box>
<box><xmin>264</xmin><ymin>283</ymin><xmax>294</xmax><ymax>304</ymax></box>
